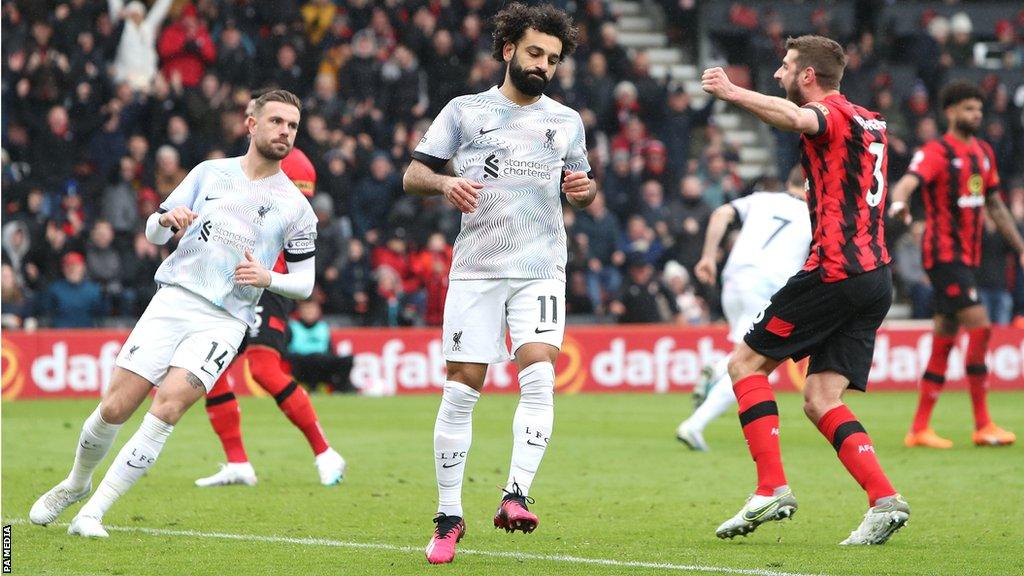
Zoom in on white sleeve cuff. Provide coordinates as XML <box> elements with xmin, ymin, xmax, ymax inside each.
<box><xmin>266</xmin><ymin>257</ymin><xmax>315</xmax><ymax>300</ymax></box>
<box><xmin>145</xmin><ymin>212</ymin><xmax>175</xmax><ymax>245</ymax></box>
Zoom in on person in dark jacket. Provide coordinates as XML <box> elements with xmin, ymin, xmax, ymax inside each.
<box><xmin>33</xmin><ymin>251</ymin><xmax>107</xmax><ymax>328</ymax></box>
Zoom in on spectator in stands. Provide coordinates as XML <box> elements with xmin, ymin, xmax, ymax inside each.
<box><xmin>24</xmin><ymin>220</ymin><xmax>72</xmax><ymax>291</ymax></box>
<box><xmin>663</xmin><ymin>260</ymin><xmax>708</xmax><ymax>325</ymax></box>
<box><xmin>336</xmin><ymin>238</ymin><xmax>374</xmax><ymax>324</ymax></box>
<box><xmin>630</xmin><ymin>51</ymin><xmax>666</xmax><ymax>125</ymax></box>
<box><xmin>32</xmin><ymin>251</ymin><xmax>106</xmax><ymax>328</ymax></box>
<box><xmin>411</xmin><ymin>232</ymin><xmax>452</xmax><ymax>327</ymax></box>
<box><xmin>620</xmin><ymin>214</ymin><xmax>664</xmax><ymax>266</ymax></box>
<box><xmin>697</xmin><ymin>152</ymin><xmax>740</xmax><ymax>208</ymax></box>
<box><xmin>609</xmin><ymin>252</ymin><xmax>680</xmax><ymax>324</ymax></box>
<box><xmin>109</xmin><ymin>0</ymin><xmax>172</xmax><ymax>91</ymax></box>
<box><xmin>120</xmin><ymin>232</ymin><xmax>162</xmax><ymax>316</ymax></box>
<box><xmin>993</xmin><ymin>19</ymin><xmax>1022</xmax><ymax>69</ymax></box>
<box><xmin>948</xmin><ymin>13</ymin><xmax>975</xmax><ymax>67</ymax></box>
<box><xmin>978</xmin><ymin>215</ymin><xmax>1014</xmax><ymax>325</ymax></box>
<box><xmin>311</xmin><ymin>193</ymin><xmax>349</xmax><ymax>292</ymax></box>
<box><xmin>598</xmin><ymin>23</ymin><xmax>630</xmax><ymax>80</ymax></box>
<box><xmin>602</xmin><ymin>147</ymin><xmax>640</xmax><ymax>220</ymax></box>
<box><xmin>576</xmin><ymin>192</ymin><xmax>624</xmax><ymax>312</ymax></box>
<box><xmin>381</xmin><ymin>45</ymin><xmax>428</xmax><ymax>126</ymax></box>
<box><xmin>639</xmin><ymin>140</ymin><xmax>674</xmax><ymax>193</ymax></box>
<box><xmin>84</xmin><ymin>219</ymin><xmax>123</xmax><ymax>313</ymax></box>
<box><xmin>1</xmin><ymin>220</ymin><xmax>32</xmax><ymax>288</ymax></box>
<box><xmin>1</xmin><ymin>263</ymin><xmax>31</xmax><ymax>328</ymax></box>
<box><xmin>165</xmin><ymin>115</ymin><xmax>204</xmax><ymax>168</ymax></box>
<box><xmin>153</xmin><ymin>145</ymin><xmax>186</xmax><ymax>198</ymax></box>
<box><xmin>637</xmin><ymin>179</ymin><xmax>672</xmax><ymax>240</ymax></box>
<box><xmin>660</xmin><ymin>84</ymin><xmax>715</xmax><ymax>175</ymax></box>
<box><xmin>352</xmin><ymin>153</ymin><xmax>401</xmax><ymax>240</ymax></box>
<box><xmin>667</xmin><ymin>175</ymin><xmax>711</xmax><ymax>273</ymax></box>
<box><xmin>581</xmin><ymin>52</ymin><xmax>616</xmax><ymax>131</ymax></box>
<box><xmin>565</xmin><ymin>268</ymin><xmax>595</xmax><ymax>315</ymax></box>
<box><xmin>914</xmin><ymin>15</ymin><xmax>953</xmax><ymax>97</ymax></box>
<box><xmin>424</xmin><ymin>29</ymin><xmax>466</xmax><ymax>116</ymax></box>
<box><xmin>214</xmin><ymin>20</ymin><xmax>255</xmax><ymax>89</ymax></box>
<box><xmin>893</xmin><ymin>221</ymin><xmax>932</xmax><ymax>320</ymax></box>
<box><xmin>286</xmin><ymin>298</ymin><xmax>354</xmax><ymax>393</ymax></box>
<box><xmin>157</xmin><ymin>3</ymin><xmax>216</xmax><ymax>89</ymax></box>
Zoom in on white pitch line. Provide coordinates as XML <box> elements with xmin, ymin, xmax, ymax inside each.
<box><xmin>5</xmin><ymin>518</ymin><xmax>824</xmax><ymax>576</ymax></box>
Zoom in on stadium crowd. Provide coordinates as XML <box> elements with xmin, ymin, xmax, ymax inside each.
<box><xmin>2</xmin><ymin>0</ymin><xmax>1023</xmax><ymax>330</ymax></box>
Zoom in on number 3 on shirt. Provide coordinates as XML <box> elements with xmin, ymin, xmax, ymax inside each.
<box><xmin>865</xmin><ymin>142</ymin><xmax>885</xmax><ymax>207</ymax></box>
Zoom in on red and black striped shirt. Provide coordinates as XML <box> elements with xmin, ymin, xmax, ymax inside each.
<box><xmin>799</xmin><ymin>94</ymin><xmax>891</xmax><ymax>282</ymax></box>
<box><xmin>909</xmin><ymin>134</ymin><xmax>1000</xmax><ymax>269</ymax></box>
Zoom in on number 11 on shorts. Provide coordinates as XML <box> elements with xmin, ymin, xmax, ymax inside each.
<box><xmin>537</xmin><ymin>295</ymin><xmax>558</xmax><ymax>324</ymax></box>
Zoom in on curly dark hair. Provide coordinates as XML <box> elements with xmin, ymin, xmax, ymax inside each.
<box><xmin>491</xmin><ymin>2</ymin><xmax>579</xmax><ymax>63</ymax></box>
<box><xmin>939</xmin><ymin>81</ymin><xmax>984</xmax><ymax>110</ymax></box>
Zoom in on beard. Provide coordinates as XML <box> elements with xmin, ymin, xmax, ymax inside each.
<box><xmin>783</xmin><ymin>77</ymin><xmax>807</xmax><ymax>106</ymax></box>
<box><xmin>954</xmin><ymin>118</ymin><xmax>979</xmax><ymax>136</ymax></box>
<box><xmin>508</xmin><ymin>56</ymin><xmax>550</xmax><ymax>97</ymax></box>
<box><xmin>256</xmin><ymin>137</ymin><xmax>291</xmax><ymax>161</ymax></box>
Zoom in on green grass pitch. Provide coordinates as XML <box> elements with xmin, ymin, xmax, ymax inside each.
<box><xmin>3</xmin><ymin>391</ymin><xmax>1021</xmax><ymax>576</ymax></box>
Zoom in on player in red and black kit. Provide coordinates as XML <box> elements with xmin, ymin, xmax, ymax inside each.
<box><xmin>196</xmin><ymin>147</ymin><xmax>349</xmax><ymax>487</ymax></box>
<box><xmin>701</xmin><ymin>35</ymin><xmax>908</xmax><ymax>545</ymax></box>
<box><xmin>890</xmin><ymin>81</ymin><xmax>1024</xmax><ymax>449</ymax></box>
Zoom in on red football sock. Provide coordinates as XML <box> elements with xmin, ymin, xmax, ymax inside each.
<box><xmin>734</xmin><ymin>374</ymin><xmax>786</xmax><ymax>496</ymax></box>
<box><xmin>247</xmin><ymin>347</ymin><xmax>330</xmax><ymax>456</ymax></box>
<box><xmin>817</xmin><ymin>405</ymin><xmax>895</xmax><ymax>506</ymax></box>
<box><xmin>911</xmin><ymin>334</ymin><xmax>956</xmax><ymax>433</ymax></box>
<box><xmin>206</xmin><ymin>390</ymin><xmax>249</xmax><ymax>464</ymax></box>
<box><xmin>965</xmin><ymin>327</ymin><xmax>992</xmax><ymax>430</ymax></box>
<box><xmin>277</xmin><ymin>384</ymin><xmax>330</xmax><ymax>456</ymax></box>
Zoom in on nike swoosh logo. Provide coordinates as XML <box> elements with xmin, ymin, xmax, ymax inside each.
<box><xmin>534</xmin><ymin>328</ymin><xmax>556</xmax><ymax>334</ymax></box>
<box><xmin>441</xmin><ymin>461</ymin><xmax>464</xmax><ymax>469</ymax></box>
<box><xmin>204</xmin><ymin>195</ymin><xmax>222</xmax><ymax>201</ymax></box>
<box><xmin>743</xmin><ymin>497</ymin><xmax>785</xmax><ymax>522</ymax></box>
<box><xmin>125</xmin><ymin>461</ymin><xmax>147</xmax><ymax>469</ymax></box>
<box><xmin>526</xmin><ymin>440</ymin><xmax>546</xmax><ymax>447</ymax></box>
<box><xmin>479</xmin><ymin>127</ymin><xmax>501</xmax><ymax>135</ymax></box>
<box><xmin>80</xmin><ymin>441</ymin><xmax>92</xmax><ymax>449</ymax></box>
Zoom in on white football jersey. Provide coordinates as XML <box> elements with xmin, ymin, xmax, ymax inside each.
<box><xmin>155</xmin><ymin>157</ymin><xmax>317</xmax><ymax>326</ymax></box>
<box><xmin>722</xmin><ymin>192</ymin><xmax>811</xmax><ymax>290</ymax></box>
<box><xmin>413</xmin><ymin>86</ymin><xmax>591</xmax><ymax>282</ymax></box>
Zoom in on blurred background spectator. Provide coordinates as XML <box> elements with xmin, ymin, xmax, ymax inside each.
<box><xmin>2</xmin><ymin>0</ymin><xmax>1022</xmax><ymax>329</ymax></box>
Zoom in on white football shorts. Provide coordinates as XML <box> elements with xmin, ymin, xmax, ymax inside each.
<box><xmin>442</xmin><ymin>278</ymin><xmax>566</xmax><ymax>364</ymax></box>
<box><xmin>720</xmin><ymin>276</ymin><xmax>780</xmax><ymax>344</ymax></box>
<box><xmin>115</xmin><ymin>285</ymin><xmax>247</xmax><ymax>392</ymax></box>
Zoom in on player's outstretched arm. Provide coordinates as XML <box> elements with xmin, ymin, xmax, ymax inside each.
<box><xmin>888</xmin><ymin>174</ymin><xmax>921</xmax><ymax>225</ymax></box>
<box><xmin>694</xmin><ymin>204</ymin><xmax>737</xmax><ymax>286</ymax></box>
<box><xmin>985</xmin><ymin>193</ymin><xmax>1024</xmax><ymax>266</ymax></box>
<box><xmin>403</xmin><ymin>159</ymin><xmax>482</xmax><ymax>214</ymax></box>
<box><xmin>563</xmin><ymin>170</ymin><xmax>596</xmax><ymax>209</ymax></box>
<box><xmin>145</xmin><ymin>206</ymin><xmax>198</xmax><ymax>245</ymax></box>
<box><xmin>701</xmin><ymin>67</ymin><xmax>820</xmax><ymax>135</ymax></box>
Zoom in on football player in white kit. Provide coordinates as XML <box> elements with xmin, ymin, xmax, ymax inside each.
<box><xmin>404</xmin><ymin>3</ymin><xmax>593</xmax><ymax>564</ymax></box>
<box><xmin>676</xmin><ymin>167</ymin><xmax>811</xmax><ymax>451</ymax></box>
<box><xmin>29</xmin><ymin>90</ymin><xmax>317</xmax><ymax>538</ymax></box>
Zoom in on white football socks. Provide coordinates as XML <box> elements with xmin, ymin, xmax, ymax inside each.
<box><xmin>687</xmin><ymin>361</ymin><xmax>737</xmax><ymax>431</ymax></box>
<box><xmin>67</xmin><ymin>406</ymin><xmax>122</xmax><ymax>491</ymax></box>
<box><xmin>434</xmin><ymin>381</ymin><xmax>480</xmax><ymax>518</ymax></box>
<box><xmin>78</xmin><ymin>413</ymin><xmax>173</xmax><ymax>520</ymax></box>
<box><xmin>505</xmin><ymin>362</ymin><xmax>555</xmax><ymax>497</ymax></box>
